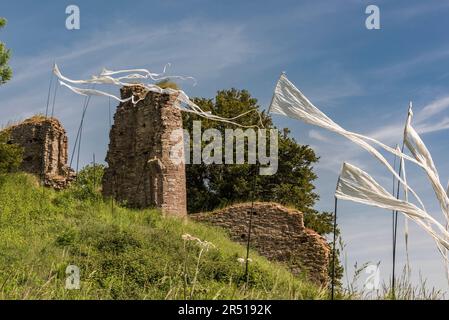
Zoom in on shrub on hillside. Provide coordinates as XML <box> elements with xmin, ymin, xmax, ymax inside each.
<box><xmin>71</xmin><ymin>164</ymin><xmax>105</xmax><ymax>201</ymax></box>
<box><xmin>0</xmin><ymin>131</ymin><xmax>23</xmax><ymax>174</ymax></box>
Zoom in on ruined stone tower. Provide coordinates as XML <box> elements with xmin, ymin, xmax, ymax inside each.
<box><xmin>6</xmin><ymin>116</ymin><xmax>75</xmax><ymax>189</ymax></box>
<box><xmin>102</xmin><ymin>86</ymin><xmax>187</xmax><ymax>217</ymax></box>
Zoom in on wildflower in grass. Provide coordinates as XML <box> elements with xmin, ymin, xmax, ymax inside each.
<box><xmin>182</xmin><ymin>233</ymin><xmax>215</xmax><ymax>251</ymax></box>
<box><xmin>237</xmin><ymin>257</ymin><xmax>252</xmax><ymax>265</ymax></box>
<box><xmin>182</xmin><ymin>233</ymin><xmax>199</xmax><ymax>242</ymax></box>
<box><xmin>181</xmin><ymin>233</ymin><xmax>216</xmax><ymax>299</ymax></box>
<box><xmin>199</xmin><ymin>240</ymin><xmax>215</xmax><ymax>252</ymax></box>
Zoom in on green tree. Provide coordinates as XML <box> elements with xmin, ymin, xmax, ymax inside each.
<box><xmin>0</xmin><ymin>18</ymin><xmax>12</xmax><ymax>84</ymax></box>
<box><xmin>0</xmin><ymin>131</ymin><xmax>23</xmax><ymax>174</ymax></box>
<box><xmin>183</xmin><ymin>88</ymin><xmax>343</xmax><ymax>286</ymax></box>
<box><xmin>184</xmin><ymin>89</ymin><xmax>328</xmax><ymax>230</ymax></box>
<box><xmin>72</xmin><ymin>164</ymin><xmax>105</xmax><ymax>200</ymax></box>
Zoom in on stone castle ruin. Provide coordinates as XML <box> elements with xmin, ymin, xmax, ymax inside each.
<box><xmin>191</xmin><ymin>202</ymin><xmax>330</xmax><ymax>285</ymax></box>
<box><xmin>102</xmin><ymin>85</ymin><xmax>187</xmax><ymax>217</ymax></box>
<box><xmin>100</xmin><ymin>89</ymin><xmax>329</xmax><ymax>283</ymax></box>
<box><xmin>4</xmin><ymin>116</ymin><xmax>75</xmax><ymax>189</ymax></box>
<box><xmin>1</xmin><ymin>85</ymin><xmax>329</xmax><ymax>285</ymax></box>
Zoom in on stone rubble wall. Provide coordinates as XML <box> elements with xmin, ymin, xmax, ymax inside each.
<box><xmin>6</xmin><ymin>116</ymin><xmax>75</xmax><ymax>189</ymax></box>
<box><xmin>191</xmin><ymin>202</ymin><xmax>330</xmax><ymax>285</ymax></box>
<box><xmin>102</xmin><ymin>86</ymin><xmax>187</xmax><ymax>217</ymax></box>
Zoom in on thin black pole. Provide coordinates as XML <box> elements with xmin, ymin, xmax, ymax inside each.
<box><xmin>244</xmin><ymin>162</ymin><xmax>259</xmax><ymax>286</ymax></box>
<box><xmin>76</xmin><ymin>122</ymin><xmax>83</xmax><ymax>173</ymax></box>
<box><xmin>109</xmin><ymin>97</ymin><xmax>114</xmax><ymax>216</ymax></box>
<box><xmin>93</xmin><ymin>153</ymin><xmax>96</xmax><ymax>191</ymax></box>
<box><xmin>391</xmin><ymin>104</ymin><xmax>409</xmax><ymax>299</ymax></box>
<box><xmin>331</xmin><ymin>174</ymin><xmax>342</xmax><ymax>300</ymax></box>
<box><xmin>111</xmin><ymin>174</ymin><xmax>116</xmax><ymax>216</ymax></box>
<box><xmin>392</xmin><ymin>142</ymin><xmax>405</xmax><ymax>299</ymax></box>
<box><xmin>392</xmin><ymin>150</ymin><xmax>397</xmax><ymax>254</ymax></box>
<box><xmin>391</xmin><ymin>147</ymin><xmax>398</xmax><ymax>297</ymax></box>
<box><xmin>41</xmin><ymin>69</ymin><xmax>54</xmax><ymax>204</ymax></box>
<box><xmin>111</xmin><ymin>191</ymin><xmax>115</xmax><ymax>215</ymax></box>
<box><xmin>108</xmin><ymin>97</ymin><xmax>112</xmax><ymax>128</ymax></box>
<box><xmin>331</xmin><ymin>196</ymin><xmax>338</xmax><ymax>300</ymax></box>
<box><xmin>70</xmin><ymin>85</ymin><xmax>94</xmax><ymax>170</ymax></box>
<box><xmin>50</xmin><ymin>79</ymin><xmax>59</xmax><ymax>118</ymax></box>
<box><xmin>74</xmin><ymin>93</ymin><xmax>93</xmax><ymax>174</ymax></box>
<box><xmin>45</xmin><ymin>70</ymin><xmax>54</xmax><ymax>118</ymax></box>
<box><xmin>70</xmin><ymin>95</ymin><xmax>89</xmax><ymax>168</ymax></box>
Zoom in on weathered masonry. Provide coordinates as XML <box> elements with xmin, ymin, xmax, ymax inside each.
<box><xmin>102</xmin><ymin>85</ymin><xmax>187</xmax><ymax>217</ymax></box>
<box><xmin>6</xmin><ymin>116</ymin><xmax>75</xmax><ymax>189</ymax></box>
<box><xmin>191</xmin><ymin>202</ymin><xmax>330</xmax><ymax>285</ymax></box>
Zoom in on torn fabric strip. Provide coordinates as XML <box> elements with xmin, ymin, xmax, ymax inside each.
<box><xmin>54</xmin><ymin>64</ymin><xmax>263</xmax><ymax>129</ymax></box>
<box><xmin>336</xmin><ymin>163</ymin><xmax>449</xmax><ymax>253</ymax></box>
<box><xmin>268</xmin><ymin>73</ymin><xmax>425</xmax><ymax>208</ymax></box>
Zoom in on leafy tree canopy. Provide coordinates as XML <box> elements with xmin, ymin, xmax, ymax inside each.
<box><xmin>0</xmin><ymin>18</ymin><xmax>12</xmax><ymax>85</ymax></box>
<box><xmin>183</xmin><ymin>88</ymin><xmax>333</xmax><ymax>235</ymax></box>
<box><xmin>183</xmin><ymin>88</ymin><xmax>343</xmax><ymax>285</ymax></box>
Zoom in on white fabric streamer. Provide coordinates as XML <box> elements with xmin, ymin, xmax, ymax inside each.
<box><xmin>402</xmin><ymin>105</ymin><xmax>449</xmax><ymax>280</ymax></box>
<box><xmin>398</xmin><ymin>145</ymin><xmax>410</xmax><ymax>271</ymax></box>
<box><xmin>336</xmin><ymin>163</ymin><xmax>449</xmax><ymax>253</ymax></box>
<box><xmin>54</xmin><ymin>64</ymin><xmax>264</xmax><ymax>129</ymax></box>
<box><xmin>401</xmin><ymin>162</ymin><xmax>410</xmax><ymax>256</ymax></box>
<box><xmin>268</xmin><ymin>73</ymin><xmax>425</xmax><ymax>208</ymax></box>
<box><xmin>54</xmin><ymin>63</ymin><xmax>196</xmax><ymax>86</ymax></box>
<box><xmin>404</xmin><ymin>107</ymin><xmax>449</xmax><ymax>221</ymax></box>
<box><xmin>269</xmin><ymin>73</ymin><xmax>449</xmax><ymax>274</ymax></box>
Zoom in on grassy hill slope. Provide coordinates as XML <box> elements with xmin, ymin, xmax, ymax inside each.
<box><xmin>0</xmin><ymin>173</ymin><xmax>325</xmax><ymax>300</ymax></box>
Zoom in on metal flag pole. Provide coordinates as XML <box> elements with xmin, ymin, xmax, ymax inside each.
<box><xmin>93</xmin><ymin>153</ymin><xmax>96</xmax><ymax>191</ymax></box>
<box><xmin>391</xmin><ymin>145</ymin><xmax>398</xmax><ymax>298</ymax></box>
<box><xmin>392</xmin><ymin>142</ymin><xmax>405</xmax><ymax>299</ymax></box>
<box><xmin>50</xmin><ymin>78</ymin><xmax>59</xmax><ymax>118</ymax></box>
<box><xmin>45</xmin><ymin>65</ymin><xmax>54</xmax><ymax>118</ymax></box>
<box><xmin>331</xmin><ymin>175</ymin><xmax>341</xmax><ymax>300</ymax></box>
<box><xmin>41</xmin><ymin>67</ymin><xmax>54</xmax><ymax>203</ymax></box>
<box><xmin>108</xmin><ymin>97</ymin><xmax>112</xmax><ymax>128</ymax></box>
<box><xmin>391</xmin><ymin>102</ymin><xmax>412</xmax><ymax>299</ymax></box>
<box><xmin>244</xmin><ymin>161</ymin><xmax>259</xmax><ymax>287</ymax></box>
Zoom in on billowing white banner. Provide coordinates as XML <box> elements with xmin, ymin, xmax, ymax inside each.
<box><xmin>269</xmin><ymin>73</ymin><xmax>449</xmax><ymax>269</ymax></box>
<box><xmin>336</xmin><ymin>163</ymin><xmax>449</xmax><ymax>253</ymax></box>
<box><xmin>269</xmin><ymin>73</ymin><xmax>425</xmax><ymax>208</ymax></box>
<box><xmin>54</xmin><ymin>64</ymin><xmax>264</xmax><ymax>129</ymax></box>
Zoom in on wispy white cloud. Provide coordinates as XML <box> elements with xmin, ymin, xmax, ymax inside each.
<box><xmin>308</xmin><ymin>129</ymin><xmax>330</xmax><ymax>142</ymax></box>
<box><xmin>7</xmin><ymin>20</ymin><xmax>257</xmax><ymax>89</ymax></box>
<box><xmin>386</xmin><ymin>1</ymin><xmax>449</xmax><ymax>21</ymax></box>
<box><xmin>367</xmin><ymin>122</ymin><xmax>403</xmax><ymax>145</ymax></box>
<box><xmin>308</xmin><ymin>76</ymin><xmax>364</xmax><ymax>104</ymax></box>
<box><xmin>365</xmin><ymin>95</ymin><xmax>449</xmax><ymax>143</ymax></box>
<box><xmin>417</xmin><ymin>96</ymin><xmax>449</xmax><ymax>122</ymax></box>
<box><xmin>0</xmin><ymin>19</ymin><xmax>263</xmax><ymax>125</ymax></box>
<box><xmin>373</xmin><ymin>46</ymin><xmax>449</xmax><ymax>80</ymax></box>
<box><xmin>0</xmin><ymin>17</ymin><xmax>274</xmax><ymax>176</ymax></box>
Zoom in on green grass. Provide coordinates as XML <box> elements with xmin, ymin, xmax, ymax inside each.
<box><xmin>0</xmin><ymin>173</ymin><xmax>325</xmax><ymax>300</ymax></box>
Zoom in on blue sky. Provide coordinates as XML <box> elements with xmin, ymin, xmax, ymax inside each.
<box><xmin>2</xmin><ymin>0</ymin><xmax>449</xmax><ymax>294</ymax></box>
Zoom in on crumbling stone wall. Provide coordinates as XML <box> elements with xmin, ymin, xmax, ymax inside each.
<box><xmin>191</xmin><ymin>202</ymin><xmax>330</xmax><ymax>285</ymax></box>
<box><xmin>6</xmin><ymin>116</ymin><xmax>75</xmax><ymax>189</ymax></box>
<box><xmin>102</xmin><ymin>86</ymin><xmax>187</xmax><ymax>217</ymax></box>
